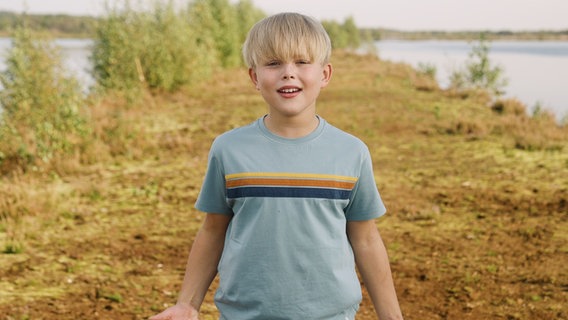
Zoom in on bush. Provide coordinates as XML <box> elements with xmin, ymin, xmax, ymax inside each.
<box><xmin>450</xmin><ymin>35</ymin><xmax>508</xmax><ymax>97</ymax></box>
<box><xmin>91</xmin><ymin>0</ymin><xmax>262</xmax><ymax>95</ymax></box>
<box><xmin>234</xmin><ymin>0</ymin><xmax>266</xmax><ymax>46</ymax></box>
<box><xmin>91</xmin><ymin>5</ymin><xmax>145</xmax><ymax>94</ymax></box>
<box><xmin>189</xmin><ymin>0</ymin><xmax>241</xmax><ymax>68</ymax></box>
<box><xmin>0</xmin><ymin>24</ymin><xmax>89</xmax><ymax>174</ymax></box>
<box><xmin>322</xmin><ymin>16</ymin><xmax>362</xmax><ymax>49</ymax></box>
<box><xmin>491</xmin><ymin>98</ymin><xmax>527</xmax><ymax>117</ymax></box>
<box><xmin>91</xmin><ymin>1</ymin><xmax>205</xmax><ymax>94</ymax></box>
<box><xmin>138</xmin><ymin>1</ymin><xmax>212</xmax><ymax>91</ymax></box>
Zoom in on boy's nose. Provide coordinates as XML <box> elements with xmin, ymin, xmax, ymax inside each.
<box><xmin>282</xmin><ymin>63</ymin><xmax>296</xmax><ymax>79</ymax></box>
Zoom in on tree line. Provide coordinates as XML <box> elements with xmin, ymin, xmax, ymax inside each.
<box><xmin>0</xmin><ymin>11</ymin><xmax>97</xmax><ymax>37</ymax></box>
<box><xmin>2</xmin><ymin>10</ymin><xmax>566</xmax><ymax>42</ymax></box>
<box><xmin>365</xmin><ymin>28</ymin><xmax>568</xmax><ymax>41</ymax></box>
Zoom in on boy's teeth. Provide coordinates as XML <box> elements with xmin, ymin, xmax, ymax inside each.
<box><xmin>280</xmin><ymin>88</ymin><xmax>299</xmax><ymax>93</ymax></box>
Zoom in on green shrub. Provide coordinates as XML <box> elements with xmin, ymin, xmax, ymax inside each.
<box><xmin>139</xmin><ymin>1</ymin><xmax>211</xmax><ymax>91</ymax></box>
<box><xmin>187</xmin><ymin>0</ymin><xmax>241</xmax><ymax>68</ymax></box>
<box><xmin>417</xmin><ymin>62</ymin><xmax>437</xmax><ymax>79</ymax></box>
<box><xmin>0</xmin><ymin>24</ymin><xmax>89</xmax><ymax>173</ymax></box>
<box><xmin>450</xmin><ymin>35</ymin><xmax>508</xmax><ymax>97</ymax></box>
<box><xmin>234</xmin><ymin>0</ymin><xmax>266</xmax><ymax>46</ymax></box>
<box><xmin>322</xmin><ymin>16</ymin><xmax>362</xmax><ymax>49</ymax></box>
<box><xmin>91</xmin><ymin>0</ymin><xmax>260</xmax><ymax>95</ymax></box>
<box><xmin>91</xmin><ymin>4</ymin><xmax>146</xmax><ymax>95</ymax></box>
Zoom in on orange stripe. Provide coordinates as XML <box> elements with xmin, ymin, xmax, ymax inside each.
<box><xmin>225</xmin><ymin>172</ymin><xmax>358</xmax><ymax>181</ymax></box>
<box><xmin>226</xmin><ymin>178</ymin><xmax>355</xmax><ymax>189</ymax></box>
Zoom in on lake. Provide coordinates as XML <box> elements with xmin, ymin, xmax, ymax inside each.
<box><xmin>0</xmin><ymin>37</ymin><xmax>94</xmax><ymax>91</ymax></box>
<box><xmin>375</xmin><ymin>40</ymin><xmax>568</xmax><ymax>121</ymax></box>
<box><xmin>0</xmin><ymin>37</ymin><xmax>566</xmax><ymax>121</ymax></box>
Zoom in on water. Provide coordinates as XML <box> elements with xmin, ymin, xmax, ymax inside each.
<box><xmin>375</xmin><ymin>40</ymin><xmax>568</xmax><ymax>121</ymax></box>
<box><xmin>0</xmin><ymin>37</ymin><xmax>94</xmax><ymax>91</ymax></box>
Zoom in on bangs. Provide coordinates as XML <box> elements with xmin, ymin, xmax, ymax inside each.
<box><xmin>243</xmin><ymin>13</ymin><xmax>331</xmax><ymax>68</ymax></box>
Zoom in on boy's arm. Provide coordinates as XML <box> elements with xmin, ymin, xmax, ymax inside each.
<box><xmin>150</xmin><ymin>213</ymin><xmax>231</xmax><ymax>320</ymax></box>
<box><xmin>347</xmin><ymin>220</ymin><xmax>404</xmax><ymax>320</ymax></box>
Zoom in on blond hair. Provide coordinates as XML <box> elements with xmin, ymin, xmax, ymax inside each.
<box><xmin>242</xmin><ymin>12</ymin><xmax>331</xmax><ymax>69</ymax></box>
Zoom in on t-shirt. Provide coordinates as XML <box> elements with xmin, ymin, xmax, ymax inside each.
<box><xmin>195</xmin><ymin>116</ymin><xmax>386</xmax><ymax>319</ymax></box>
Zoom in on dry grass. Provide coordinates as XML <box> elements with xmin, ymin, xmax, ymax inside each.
<box><xmin>0</xmin><ymin>51</ymin><xmax>566</xmax><ymax>320</ymax></box>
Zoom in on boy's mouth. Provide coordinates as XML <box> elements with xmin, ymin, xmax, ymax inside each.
<box><xmin>277</xmin><ymin>86</ymin><xmax>302</xmax><ymax>94</ymax></box>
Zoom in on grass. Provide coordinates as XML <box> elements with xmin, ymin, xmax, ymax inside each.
<box><xmin>0</xmin><ymin>51</ymin><xmax>567</xmax><ymax>320</ymax></box>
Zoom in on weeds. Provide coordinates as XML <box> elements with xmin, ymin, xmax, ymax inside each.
<box><xmin>2</xmin><ymin>242</ymin><xmax>24</xmax><ymax>254</ymax></box>
<box><xmin>490</xmin><ymin>98</ymin><xmax>567</xmax><ymax>151</ymax></box>
<box><xmin>417</xmin><ymin>62</ymin><xmax>437</xmax><ymax>79</ymax></box>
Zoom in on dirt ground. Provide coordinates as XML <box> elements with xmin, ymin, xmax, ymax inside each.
<box><xmin>1</xmin><ymin>54</ymin><xmax>566</xmax><ymax>319</ymax></box>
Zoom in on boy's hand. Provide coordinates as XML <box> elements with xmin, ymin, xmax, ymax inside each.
<box><xmin>149</xmin><ymin>303</ymin><xmax>199</xmax><ymax>320</ymax></box>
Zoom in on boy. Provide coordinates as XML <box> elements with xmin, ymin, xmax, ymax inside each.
<box><xmin>150</xmin><ymin>12</ymin><xmax>403</xmax><ymax>320</ymax></box>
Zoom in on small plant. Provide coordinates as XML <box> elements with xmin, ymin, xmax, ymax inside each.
<box><xmin>103</xmin><ymin>292</ymin><xmax>123</xmax><ymax>303</ymax></box>
<box><xmin>417</xmin><ymin>62</ymin><xmax>437</xmax><ymax>79</ymax></box>
<box><xmin>97</xmin><ymin>289</ymin><xmax>124</xmax><ymax>303</ymax></box>
<box><xmin>450</xmin><ymin>34</ymin><xmax>508</xmax><ymax>97</ymax></box>
<box><xmin>491</xmin><ymin>98</ymin><xmax>527</xmax><ymax>117</ymax></box>
<box><xmin>3</xmin><ymin>241</ymin><xmax>24</xmax><ymax>254</ymax></box>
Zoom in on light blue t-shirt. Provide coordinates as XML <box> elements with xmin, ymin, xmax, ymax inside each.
<box><xmin>195</xmin><ymin>116</ymin><xmax>386</xmax><ymax>319</ymax></box>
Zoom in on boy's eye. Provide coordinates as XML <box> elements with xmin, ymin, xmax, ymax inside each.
<box><xmin>263</xmin><ymin>59</ymin><xmax>310</xmax><ymax>67</ymax></box>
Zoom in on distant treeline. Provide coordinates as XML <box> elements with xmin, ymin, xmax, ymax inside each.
<box><xmin>1</xmin><ymin>10</ymin><xmax>566</xmax><ymax>41</ymax></box>
<box><xmin>0</xmin><ymin>10</ymin><xmax>364</xmax><ymax>47</ymax></box>
<box><xmin>0</xmin><ymin>11</ymin><xmax>97</xmax><ymax>37</ymax></box>
<box><xmin>365</xmin><ymin>28</ymin><xmax>568</xmax><ymax>41</ymax></box>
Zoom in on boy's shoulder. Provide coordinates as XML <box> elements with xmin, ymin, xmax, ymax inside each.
<box><xmin>208</xmin><ymin>120</ymin><xmax>259</xmax><ymax>152</ymax></box>
<box><xmin>215</xmin><ymin>120</ymin><xmax>257</xmax><ymax>141</ymax></box>
<box><xmin>325</xmin><ymin>121</ymin><xmax>369</xmax><ymax>150</ymax></box>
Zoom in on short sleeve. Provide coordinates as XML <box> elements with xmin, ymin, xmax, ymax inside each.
<box><xmin>194</xmin><ymin>141</ymin><xmax>234</xmax><ymax>215</ymax></box>
<box><xmin>344</xmin><ymin>147</ymin><xmax>386</xmax><ymax>221</ymax></box>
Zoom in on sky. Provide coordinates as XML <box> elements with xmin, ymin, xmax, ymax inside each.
<box><xmin>0</xmin><ymin>0</ymin><xmax>567</xmax><ymax>31</ymax></box>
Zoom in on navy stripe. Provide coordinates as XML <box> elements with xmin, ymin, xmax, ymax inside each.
<box><xmin>227</xmin><ymin>187</ymin><xmax>351</xmax><ymax>199</ymax></box>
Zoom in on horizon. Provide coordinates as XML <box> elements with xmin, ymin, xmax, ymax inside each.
<box><xmin>0</xmin><ymin>0</ymin><xmax>567</xmax><ymax>32</ymax></box>
<box><xmin>0</xmin><ymin>9</ymin><xmax>565</xmax><ymax>33</ymax></box>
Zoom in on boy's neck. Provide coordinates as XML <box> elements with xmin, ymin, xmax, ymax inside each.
<box><xmin>264</xmin><ymin>113</ymin><xmax>320</xmax><ymax>139</ymax></box>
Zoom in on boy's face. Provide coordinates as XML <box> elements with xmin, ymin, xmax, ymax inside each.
<box><xmin>248</xmin><ymin>57</ymin><xmax>332</xmax><ymax>120</ymax></box>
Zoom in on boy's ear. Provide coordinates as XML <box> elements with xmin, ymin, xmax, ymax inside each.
<box><xmin>321</xmin><ymin>63</ymin><xmax>333</xmax><ymax>88</ymax></box>
<box><xmin>249</xmin><ymin>68</ymin><xmax>259</xmax><ymax>90</ymax></box>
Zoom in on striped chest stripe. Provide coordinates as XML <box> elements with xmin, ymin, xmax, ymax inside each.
<box><xmin>225</xmin><ymin>172</ymin><xmax>358</xmax><ymax>200</ymax></box>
